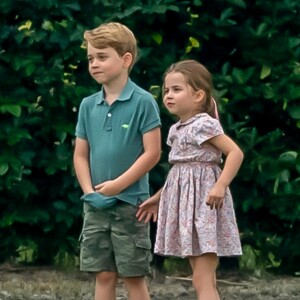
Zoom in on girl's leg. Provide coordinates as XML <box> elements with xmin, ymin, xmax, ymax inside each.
<box><xmin>123</xmin><ymin>276</ymin><xmax>151</xmax><ymax>300</ymax></box>
<box><xmin>95</xmin><ymin>271</ymin><xmax>118</xmax><ymax>300</ymax></box>
<box><xmin>189</xmin><ymin>253</ymin><xmax>220</xmax><ymax>300</ymax></box>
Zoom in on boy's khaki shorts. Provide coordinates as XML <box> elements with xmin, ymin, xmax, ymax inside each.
<box><xmin>79</xmin><ymin>201</ymin><xmax>152</xmax><ymax>277</ymax></box>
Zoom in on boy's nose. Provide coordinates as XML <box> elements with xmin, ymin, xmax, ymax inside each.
<box><xmin>91</xmin><ymin>61</ymin><xmax>98</xmax><ymax>67</ymax></box>
<box><xmin>90</xmin><ymin>58</ymin><xmax>100</xmax><ymax>67</ymax></box>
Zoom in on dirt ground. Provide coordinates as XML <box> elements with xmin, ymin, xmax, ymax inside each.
<box><xmin>0</xmin><ymin>264</ymin><xmax>300</xmax><ymax>300</ymax></box>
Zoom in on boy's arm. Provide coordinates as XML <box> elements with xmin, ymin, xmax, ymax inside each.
<box><xmin>94</xmin><ymin>127</ymin><xmax>161</xmax><ymax>195</ymax></box>
<box><xmin>73</xmin><ymin>137</ymin><xmax>94</xmax><ymax>194</ymax></box>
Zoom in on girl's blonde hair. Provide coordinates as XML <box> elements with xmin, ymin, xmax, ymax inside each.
<box><xmin>84</xmin><ymin>22</ymin><xmax>137</xmax><ymax>72</ymax></box>
<box><xmin>163</xmin><ymin>59</ymin><xmax>218</xmax><ymax>119</ymax></box>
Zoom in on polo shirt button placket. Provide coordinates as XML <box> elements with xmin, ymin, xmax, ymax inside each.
<box><xmin>105</xmin><ymin>112</ymin><xmax>112</xmax><ymax>131</ymax></box>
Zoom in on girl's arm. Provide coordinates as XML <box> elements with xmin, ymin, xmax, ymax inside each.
<box><xmin>206</xmin><ymin>134</ymin><xmax>244</xmax><ymax>209</ymax></box>
<box><xmin>94</xmin><ymin>127</ymin><xmax>161</xmax><ymax>195</ymax></box>
<box><xmin>136</xmin><ymin>188</ymin><xmax>162</xmax><ymax>223</ymax></box>
<box><xmin>73</xmin><ymin>137</ymin><xmax>94</xmax><ymax>194</ymax></box>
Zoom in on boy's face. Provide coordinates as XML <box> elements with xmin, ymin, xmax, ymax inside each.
<box><xmin>87</xmin><ymin>43</ymin><xmax>130</xmax><ymax>85</ymax></box>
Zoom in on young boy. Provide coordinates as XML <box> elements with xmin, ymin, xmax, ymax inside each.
<box><xmin>73</xmin><ymin>22</ymin><xmax>161</xmax><ymax>300</ymax></box>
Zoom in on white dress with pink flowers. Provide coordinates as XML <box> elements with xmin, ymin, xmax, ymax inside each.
<box><xmin>154</xmin><ymin>113</ymin><xmax>242</xmax><ymax>257</ymax></box>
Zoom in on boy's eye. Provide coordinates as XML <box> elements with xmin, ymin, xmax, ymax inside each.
<box><xmin>87</xmin><ymin>55</ymin><xmax>107</xmax><ymax>63</ymax></box>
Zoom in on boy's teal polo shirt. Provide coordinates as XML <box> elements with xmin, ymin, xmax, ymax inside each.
<box><xmin>75</xmin><ymin>79</ymin><xmax>161</xmax><ymax>205</ymax></box>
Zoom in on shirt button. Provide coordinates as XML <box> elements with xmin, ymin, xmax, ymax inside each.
<box><xmin>107</xmin><ymin>113</ymin><xmax>112</xmax><ymax>117</ymax></box>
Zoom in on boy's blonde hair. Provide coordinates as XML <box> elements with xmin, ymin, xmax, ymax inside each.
<box><xmin>84</xmin><ymin>22</ymin><xmax>137</xmax><ymax>72</ymax></box>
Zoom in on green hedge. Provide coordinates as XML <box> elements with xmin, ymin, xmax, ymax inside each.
<box><xmin>0</xmin><ymin>0</ymin><xmax>299</xmax><ymax>274</ymax></box>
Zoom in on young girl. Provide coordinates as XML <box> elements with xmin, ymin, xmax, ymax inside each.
<box><xmin>137</xmin><ymin>59</ymin><xmax>244</xmax><ymax>300</ymax></box>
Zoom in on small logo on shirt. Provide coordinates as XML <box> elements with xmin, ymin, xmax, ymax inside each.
<box><xmin>121</xmin><ymin>124</ymin><xmax>130</xmax><ymax>129</ymax></box>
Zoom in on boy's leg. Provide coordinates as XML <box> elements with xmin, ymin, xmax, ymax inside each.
<box><xmin>95</xmin><ymin>271</ymin><xmax>118</xmax><ymax>300</ymax></box>
<box><xmin>123</xmin><ymin>276</ymin><xmax>150</xmax><ymax>300</ymax></box>
<box><xmin>80</xmin><ymin>203</ymin><xmax>119</xmax><ymax>300</ymax></box>
<box><xmin>189</xmin><ymin>253</ymin><xmax>220</xmax><ymax>300</ymax></box>
<box><xmin>112</xmin><ymin>201</ymin><xmax>152</xmax><ymax>299</ymax></box>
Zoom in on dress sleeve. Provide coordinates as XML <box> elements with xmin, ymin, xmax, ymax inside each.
<box><xmin>166</xmin><ymin>124</ymin><xmax>176</xmax><ymax>146</ymax></box>
<box><xmin>194</xmin><ymin>115</ymin><xmax>224</xmax><ymax>145</ymax></box>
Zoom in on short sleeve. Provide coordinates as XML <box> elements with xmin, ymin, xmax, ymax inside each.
<box><xmin>139</xmin><ymin>94</ymin><xmax>161</xmax><ymax>134</ymax></box>
<box><xmin>75</xmin><ymin>101</ymin><xmax>88</xmax><ymax>140</ymax></box>
<box><xmin>194</xmin><ymin>115</ymin><xmax>224</xmax><ymax>145</ymax></box>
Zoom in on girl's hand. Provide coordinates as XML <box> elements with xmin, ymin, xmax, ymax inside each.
<box><xmin>94</xmin><ymin>180</ymin><xmax>122</xmax><ymax>196</ymax></box>
<box><xmin>136</xmin><ymin>196</ymin><xmax>160</xmax><ymax>223</ymax></box>
<box><xmin>206</xmin><ymin>184</ymin><xmax>226</xmax><ymax>210</ymax></box>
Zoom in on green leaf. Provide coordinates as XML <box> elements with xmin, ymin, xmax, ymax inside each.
<box><xmin>228</xmin><ymin>0</ymin><xmax>246</xmax><ymax>9</ymax></box>
<box><xmin>193</xmin><ymin>0</ymin><xmax>202</xmax><ymax>6</ymax></box>
<box><xmin>260</xmin><ymin>65</ymin><xmax>271</xmax><ymax>79</ymax></box>
<box><xmin>278</xmin><ymin>151</ymin><xmax>297</xmax><ymax>164</ymax></box>
<box><xmin>232</xmin><ymin>68</ymin><xmax>245</xmax><ymax>84</ymax></box>
<box><xmin>256</xmin><ymin>23</ymin><xmax>267</xmax><ymax>36</ymax></box>
<box><xmin>263</xmin><ymin>83</ymin><xmax>275</xmax><ymax>99</ymax></box>
<box><xmin>278</xmin><ymin>169</ymin><xmax>290</xmax><ymax>183</ymax></box>
<box><xmin>18</xmin><ymin>20</ymin><xmax>32</xmax><ymax>31</ymax></box>
<box><xmin>268</xmin><ymin>252</ymin><xmax>281</xmax><ymax>268</ymax></box>
<box><xmin>296</xmin><ymin>155</ymin><xmax>300</xmax><ymax>174</ymax></box>
<box><xmin>0</xmin><ymin>104</ymin><xmax>22</xmax><ymax>117</ymax></box>
<box><xmin>152</xmin><ymin>33</ymin><xmax>163</xmax><ymax>45</ymax></box>
<box><xmin>7</xmin><ymin>129</ymin><xmax>31</xmax><ymax>145</ymax></box>
<box><xmin>0</xmin><ymin>162</ymin><xmax>9</xmax><ymax>176</ymax></box>
<box><xmin>189</xmin><ymin>36</ymin><xmax>200</xmax><ymax>48</ymax></box>
<box><xmin>289</xmin><ymin>87</ymin><xmax>300</xmax><ymax>100</ymax></box>
<box><xmin>242</xmin><ymin>67</ymin><xmax>255</xmax><ymax>83</ymax></box>
<box><xmin>288</xmin><ymin>37</ymin><xmax>300</xmax><ymax>48</ymax></box>
<box><xmin>186</xmin><ymin>36</ymin><xmax>200</xmax><ymax>53</ymax></box>
<box><xmin>220</xmin><ymin>8</ymin><xmax>235</xmax><ymax>21</ymax></box>
<box><xmin>53</xmin><ymin>201</ymin><xmax>67</xmax><ymax>210</ymax></box>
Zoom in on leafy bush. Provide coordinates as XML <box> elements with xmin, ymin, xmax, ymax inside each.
<box><xmin>0</xmin><ymin>0</ymin><xmax>299</xmax><ymax>274</ymax></box>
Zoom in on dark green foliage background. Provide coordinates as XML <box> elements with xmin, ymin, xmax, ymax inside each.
<box><xmin>0</xmin><ymin>0</ymin><xmax>299</xmax><ymax>273</ymax></box>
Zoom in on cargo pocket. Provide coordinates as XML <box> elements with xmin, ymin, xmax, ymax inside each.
<box><xmin>135</xmin><ymin>238</ymin><xmax>152</xmax><ymax>250</ymax></box>
<box><xmin>134</xmin><ymin>237</ymin><xmax>152</xmax><ymax>266</ymax></box>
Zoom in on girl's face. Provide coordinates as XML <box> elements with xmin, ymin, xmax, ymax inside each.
<box><xmin>163</xmin><ymin>71</ymin><xmax>204</xmax><ymax>122</ymax></box>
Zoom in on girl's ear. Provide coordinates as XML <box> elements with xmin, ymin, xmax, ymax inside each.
<box><xmin>123</xmin><ymin>52</ymin><xmax>133</xmax><ymax>69</ymax></box>
<box><xmin>194</xmin><ymin>90</ymin><xmax>205</xmax><ymax>103</ymax></box>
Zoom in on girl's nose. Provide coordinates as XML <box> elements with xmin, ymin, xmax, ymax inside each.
<box><xmin>166</xmin><ymin>91</ymin><xmax>173</xmax><ymax>98</ymax></box>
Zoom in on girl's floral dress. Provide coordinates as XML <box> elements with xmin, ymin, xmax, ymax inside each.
<box><xmin>154</xmin><ymin>113</ymin><xmax>242</xmax><ymax>257</ymax></box>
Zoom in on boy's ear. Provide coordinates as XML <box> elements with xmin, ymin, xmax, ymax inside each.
<box><xmin>122</xmin><ymin>52</ymin><xmax>133</xmax><ymax>69</ymax></box>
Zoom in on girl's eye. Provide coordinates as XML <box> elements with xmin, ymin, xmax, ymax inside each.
<box><xmin>97</xmin><ymin>55</ymin><xmax>107</xmax><ymax>61</ymax></box>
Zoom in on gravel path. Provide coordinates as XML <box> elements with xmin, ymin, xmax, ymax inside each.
<box><xmin>0</xmin><ymin>266</ymin><xmax>300</xmax><ymax>299</ymax></box>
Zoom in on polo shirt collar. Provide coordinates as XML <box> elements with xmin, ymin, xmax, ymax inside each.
<box><xmin>96</xmin><ymin>79</ymin><xmax>134</xmax><ymax>104</ymax></box>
